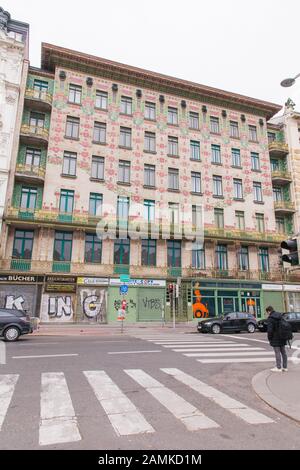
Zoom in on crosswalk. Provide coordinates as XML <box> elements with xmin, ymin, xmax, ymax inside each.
<box><xmin>132</xmin><ymin>333</ymin><xmax>283</xmax><ymax>364</ymax></box>
<box><xmin>0</xmin><ymin>367</ymin><xmax>275</xmax><ymax>446</ymax></box>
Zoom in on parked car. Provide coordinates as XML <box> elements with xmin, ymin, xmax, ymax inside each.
<box><xmin>197</xmin><ymin>312</ymin><xmax>257</xmax><ymax>334</ymax></box>
<box><xmin>257</xmin><ymin>312</ymin><xmax>300</xmax><ymax>333</ymax></box>
<box><xmin>0</xmin><ymin>309</ymin><xmax>33</xmax><ymax>341</ymax></box>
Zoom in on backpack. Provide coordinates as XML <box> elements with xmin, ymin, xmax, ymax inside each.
<box><xmin>278</xmin><ymin>316</ymin><xmax>293</xmax><ymax>342</ymax></box>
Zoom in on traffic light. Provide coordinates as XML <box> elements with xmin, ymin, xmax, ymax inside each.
<box><xmin>168</xmin><ymin>283</ymin><xmax>174</xmax><ymax>294</ymax></box>
<box><xmin>280</xmin><ymin>238</ymin><xmax>299</xmax><ymax>265</ymax></box>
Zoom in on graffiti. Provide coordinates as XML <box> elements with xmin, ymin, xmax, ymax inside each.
<box><xmin>83</xmin><ymin>294</ymin><xmax>105</xmax><ymax>320</ymax></box>
<box><xmin>192</xmin><ymin>282</ymin><xmax>209</xmax><ymax>319</ymax></box>
<box><xmin>5</xmin><ymin>295</ymin><xmax>25</xmax><ymax>310</ymax></box>
<box><xmin>48</xmin><ymin>296</ymin><xmax>73</xmax><ymax>317</ymax></box>
<box><xmin>142</xmin><ymin>297</ymin><xmax>162</xmax><ymax>310</ymax></box>
<box><xmin>78</xmin><ymin>288</ymin><xmax>107</xmax><ymax>323</ymax></box>
<box><xmin>114</xmin><ymin>298</ymin><xmax>136</xmax><ymax>313</ymax></box>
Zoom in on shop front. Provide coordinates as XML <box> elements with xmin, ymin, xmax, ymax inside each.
<box><xmin>40</xmin><ymin>275</ymin><xmax>77</xmax><ymax>322</ymax></box>
<box><xmin>0</xmin><ymin>274</ymin><xmax>43</xmax><ymax>317</ymax></box>
<box><xmin>76</xmin><ymin>277</ymin><xmax>108</xmax><ymax>323</ymax></box>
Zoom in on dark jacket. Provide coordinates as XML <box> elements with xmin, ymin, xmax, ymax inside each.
<box><xmin>267</xmin><ymin>311</ymin><xmax>287</xmax><ymax>347</ymax></box>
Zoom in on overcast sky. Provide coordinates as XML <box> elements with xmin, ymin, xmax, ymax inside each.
<box><xmin>4</xmin><ymin>0</ymin><xmax>299</xmax><ymax>114</ymax></box>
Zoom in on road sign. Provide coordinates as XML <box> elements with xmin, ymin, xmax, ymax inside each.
<box><xmin>120</xmin><ymin>275</ymin><xmax>131</xmax><ymax>283</ymax></box>
<box><xmin>117</xmin><ymin>309</ymin><xmax>126</xmax><ymax>321</ymax></box>
<box><xmin>119</xmin><ymin>285</ymin><xmax>129</xmax><ymax>295</ymax></box>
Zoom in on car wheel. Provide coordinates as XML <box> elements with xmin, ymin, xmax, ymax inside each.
<box><xmin>247</xmin><ymin>323</ymin><xmax>256</xmax><ymax>334</ymax></box>
<box><xmin>3</xmin><ymin>326</ymin><xmax>20</xmax><ymax>342</ymax></box>
<box><xmin>211</xmin><ymin>324</ymin><xmax>221</xmax><ymax>334</ymax></box>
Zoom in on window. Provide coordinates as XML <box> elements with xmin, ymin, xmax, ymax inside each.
<box><xmin>211</xmin><ymin>144</ymin><xmax>221</xmax><ymax>164</ymax></box>
<box><xmin>144</xmin><ymin>200</ymin><xmax>155</xmax><ymax>222</ymax></box>
<box><xmin>121</xmin><ymin>96</ymin><xmax>132</xmax><ymax>115</ymax></box>
<box><xmin>192</xmin><ymin>242</ymin><xmax>205</xmax><ymax>269</ymax></box>
<box><xmin>273</xmin><ymin>186</ymin><xmax>283</xmax><ymax>202</ymax></box>
<box><xmin>192</xmin><ymin>205</ymin><xmax>202</xmax><ymax>229</ymax></box>
<box><xmin>12</xmin><ymin>230</ymin><xmax>34</xmax><ymax>260</ymax></box>
<box><xmin>25</xmin><ymin>148</ymin><xmax>41</xmax><ymax>167</ymax></box>
<box><xmin>270</xmin><ymin>159</ymin><xmax>280</xmax><ymax>171</ymax></box>
<box><xmin>68</xmin><ymin>84</ymin><xmax>82</xmax><ymax>104</ymax></box>
<box><xmin>117</xmin><ymin>196</ymin><xmax>129</xmax><ymax>220</ymax></box>
<box><xmin>65</xmin><ymin>116</ymin><xmax>80</xmax><ymax>139</ymax></box>
<box><xmin>145</xmin><ymin>102</ymin><xmax>156</xmax><ymax>120</ymax></box>
<box><xmin>276</xmin><ymin>217</ymin><xmax>285</xmax><ymax>233</ymax></box>
<box><xmin>168</xmin><ymin>107</ymin><xmax>178</xmax><ymax>125</ymax></box>
<box><xmin>89</xmin><ymin>193</ymin><xmax>103</xmax><ymax>216</ymax></box>
<box><xmin>141</xmin><ymin>239</ymin><xmax>156</xmax><ymax>266</ymax></box>
<box><xmin>213</xmin><ymin>175</ymin><xmax>223</xmax><ymax>197</ymax></box>
<box><xmin>93</xmin><ymin>122</ymin><xmax>106</xmax><ymax>144</ymax></box>
<box><xmin>118</xmin><ymin>160</ymin><xmax>131</xmax><ymax>183</ymax></box>
<box><xmin>258</xmin><ymin>247</ymin><xmax>269</xmax><ymax>272</ymax></box>
<box><xmin>191</xmin><ymin>172</ymin><xmax>201</xmax><ymax>193</ymax></box>
<box><xmin>268</xmin><ymin>132</ymin><xmax>276</xmax><ymax>143</ymax></box>
<box><xmin>189</xmin><ymin>112</ymin><xmax>199</xmax><ymax>129</ymax></box>
<box><xmin>167</xmin><ymin>240</ymin><xmax>181</xmax><ymax>267</ymax></box>
<box><xmin>239</xmin><ymin>246</ymin><xmax>249</xmax><ymax>271</ymax></box>
<box><xmin>255</xmin><ymin>213</ymin><xmax>265</xmax><ymax>232</ymax></box>
<box><xmin>230</xmin><ymin>121</ymin><xmax>239</xmax><ymax>138</ymax></box>
<box><xmin>95</xmin><ymin>90</ymin><xmax>108</xmax><ymax>110</ymax></box>
<box><xmin>216</xmin><ymin>244</ymin><xmax>228</xmax><ymax>269</ymax></box>
<box><xmin>253</xmin><ymin>182</ymin><xmax>263</xmax><ymax>202</ymax></box>
<box><xmin>53</xmin><ymin>231</ymin><xmax>73</xmax><ymax>261</ymax></box>
<box><xmin>210</xmin><ymin>116</ymin><xmax>220</xmax><ymax>133</ymax></box>
<box><xmin>114</xmin><ymin>238</ymin><xmax>130</xmax><ymax>265</ymax></box>
<box><xmin>235</xmin><ymin>211</ymin><xmax>245</xmax><ymax>230</ymax></box>
<box><xmin>168</xmin><ymin>168</ymin><xmax>179</xmax><ymax>190</ymax></box>
<box><xmin>29</xmin><ymin>112</ymin><xmax>44</xmax><ymax>129</ymax></box>
<box><xmin>249</xmin><ymin>125</ymin><xmax>257</xmax><ymax>141</ymax></box>
<box><xmin>231</xmin><ymin>148</ymin><xmax>241</xmax><ymax>167</ymax></box>
<box><xmin>144</xmin><ymin>164</ymin><xmax>155</xmax><ymax>187</ymax></box>
<box><xmin>33</xmin><ymin>79</ymin><xmax>48</xmax><ymax>92</ymax></box>
<box><xmin>251</xmin><ymin>152</ymin><xmax>260</xmax><ymax>171</ymax></box>
<box><xmin>59</xmin><ymin>190</ymin><xmax>74</xmax><ymax>213</ymax></box>
<box><xmin>214</xmin><ymin>208</ymin><xmax>224</xmax><ymax>229</ymax></box>
<box><xmin>91</xmin><ymin>156</ymin><xmax>104</xmax><ymax>180</ymax></box>
<box><xmin>169</xmin><ymin>203</ymin><xmax>179</xmax><ymax>225</ymax></box>
<box><xmin>120</xmin><ymin>127</ymin><xmax>132</xmax><ymax>148</ymax></box>
<box><xmin>85</xmin><ymin>234</ymin><xmax>102</xmax><ymax>263</ymax></box>
<box><xmin>62</xmin><ymin>151</ymin><xmax>77</xmax><ymax>176</ymax></box>
<box><xmin>144</xmin><ymin>132</ymin><xmax>156</xmax><ymax>152</ymax></box>
<box><xmin>168</xmin><ymin>136</ymin><xmax>178</xmax><ymax>156</ymax></box>
<box><xmin>20</xmin><ymin>187</ymin><xmax>37</xmax><ymax>210</ymax></box>
<box><xmin>190</xmin><ymin>140</ymin><xmax>200</xmax><ymax>160</ymax></box>
<box><xmin>233</xmin><ymin>178</ymin><xmax>243</xmax><ymax>199</ymax></box>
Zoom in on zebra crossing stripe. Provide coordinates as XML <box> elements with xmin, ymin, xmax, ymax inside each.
<box><xmin>0</xmin><ymin>375</ymin><xmax>19</xmax><ymax>431</ymax></box>
<box><xmin>39</xmin><ymin>372</ymin><xmax>81</xmax><ymax>446</ymax></box>
<box><xmin>161</xmin><ymin>368</ymin><xmax>274</xmax><ymax>425</ymax></box>
<box><xmin>197</xmin><ymin>358</ymin><xmax>276</xmax><ymax>363</ymax></box>
<box><xmin>84</xmin><ymin>370</ymin><xmax>154</xmax><ymax>436</ymax></box>
<box><xmin>125</xmin><ymin>369</ymin><xmax>219</xmax><ymax>431</ymax></box>
<box><xmin>153</xmin><ymin>341</ymin><xmax>236</xmax><ymax>345</ymax></box>
<box><xmin>161</xmin><ymin>343</ymin><xmax>249</xmax><ymax>348</ymax></box>
<box><xmin>174</xmin><ymin>347</ymin><xmax>264</xmax><ymax>353</ymax></box>
<box><xmin>184</xmin><ymin>351</ymin><xmax>274</xmax><ymax>357</ymax></box>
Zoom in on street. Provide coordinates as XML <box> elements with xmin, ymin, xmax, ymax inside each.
<box><xmin>0</xmin><ymin>329</ymin><xmax>300</xmax><ymax>450</ymax></box>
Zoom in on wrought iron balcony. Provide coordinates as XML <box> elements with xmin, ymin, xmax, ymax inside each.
<box><xmin>10</xmin><ymin>259</ymin><xmax>32</xmax><ymax>271</ymax></box>
<box><xmin>204</xmin><ymin>227</ymin><xmax>283</xmax><ymax>244</ymax></box>
<box><xmin>52</xmin><ymin>261</ymin><xmax>71</xmax><ymax>273</ymax></box>
<box><xmin>113</xmin><ymin>264</ymin><xmax>130</xmax><ymax>274</ymax></box>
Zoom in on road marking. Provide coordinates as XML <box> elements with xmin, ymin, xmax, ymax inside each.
<box><xmin>108</xmin><ymin>350</ymin><xmax>161</xmax><ymax>355</ymax></box>
<box><xmin>0</xmin><ymin>375</ymin><xmax>19</xmax><ymax>431</ymax></box>
<box><xmin>197</xmin><ymin>358</ymin><xmax>275</xmax><ymax>363</ymax></box>
<box><xmin>84</xmin><ymin>370</ymin><xmax>154</xmax><ymax>436</ymax></box>
<box><xmin>12</xmin><ymin>354</ymin><xmax>79</xmax><ymax>359</ymax></box>
<box><xmin>184</xmin><ymin>351</ymin><xmax>274</xmax><ymax>357</ymax></box>
<box><xmin>173</xmin><ymin>347</ymin><xmax>264</xmax><ymax>352</ymax></box>
<box><xmin>39</xmin><ymin>372</ymin><xmax>81</xmax><ymax>446</ymax></box>
<box><xmin>12</xmin><ymin>342</ymin><xmax>60</xmax><ymax>346</ymax></box>
<box><xmin>161</xmin><ymin>343</ymin><xmax>249</xmax><ymax>348</ymax></box>
<box><xmin>125</xmin><ymin>369</ymin><xmax>219</xmax><ymax>431</ymax></box>
<box><xmin>161</xmin><ymin>368</ymin><xmax>274</xmax><ymax>425</ymax></box>
<box><xmin>153</xmin><ymin>341</ymin><xmax>236</xmax><ymax>345</ymax></box>
<box><xmin>219</xmin><ymin>335</ymin><xmax>269</xmax><ymax>344</ymax></box>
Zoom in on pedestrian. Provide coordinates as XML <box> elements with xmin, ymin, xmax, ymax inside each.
<box><xmin>265</xmin><ymin>306</ymin><xmax>288</xmax><ymax>372</ymax></box>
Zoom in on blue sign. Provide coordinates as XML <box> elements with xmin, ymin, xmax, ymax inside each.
<box><xmin>120</xmin><ymin>285</ymin><xmax>129</xmax><ymax>295</ymax></box>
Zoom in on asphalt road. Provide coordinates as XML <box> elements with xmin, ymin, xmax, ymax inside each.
<box><xmin>0</xmin><ymin>330</ymin><xmax>299</xmax><ymax>450</ymax></box>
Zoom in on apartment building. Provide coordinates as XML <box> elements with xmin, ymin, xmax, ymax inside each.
<box><xmin>0</xmin><ymin>43</ymin><xmax>293</xmax><ymax>323</ymax></box>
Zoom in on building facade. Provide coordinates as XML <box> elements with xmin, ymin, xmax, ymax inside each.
<box><xmin>0</xmin><ymin>8</ymin><xmax>29</xmax><ymax>233</ymax></box>
<box><xmin>1</xmin><ymin>42</ymin><xmax>297</xmax><ymax>323</ymax></box>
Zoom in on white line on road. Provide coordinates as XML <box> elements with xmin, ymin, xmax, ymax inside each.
<box><xmin>12</xmin><ymin>354</ymin><xmax>79</xmax><ymax>359</ymax></box>
<box><xmin>84</xmin><ymin>370</ymin><xmax>154</xmax><ymax>436</ymax></box>
<box><xmin>125</xmin><ymin>369</ymin><xmax>219</xmax><ymax>430</ymax></box>
<box><xmin>184</xmin><ymin>351</ymin><xmax>274</xmax><ymax>357</ymax></box>
<box><xmin>39</xmin><ymin>372</ymin><xmax>81</xmax><ymax>446</ymax></box>
<box><xmin>219</xmin><ymin>335</ymin><xmax>269</xmax><ymax>344</ymax></box>
<box><xmin>161</xmin><ymin>368</ymin><xmax>274</xmax><ymax>425</ymax></box>
<box><xmin>173</xmin><ymin>347</ymin><xmax>264</xmax><ymax>352</ymax></box>
<box><xmin>161</xmin><ymin>343</ymin><xmax>249</xmax><ymax>348</ymax></box>
<box><xmin>107</xmin><ymin>350</ymin><xmax>162</xmax><ymax>355</ymax></box>
<box><xmin>0</xmin><ymin>375</ymin><xmax>19</xmax><ymax>431</ymax></box>
<box><xmin>197</xmin><ymin>357</ymin><xmax>275</xmax><ymax>363</ymax></box>
<box><xmin>153</xmin><ymin>341</ymin><xmax>236</xmax><ymax>345</ymax></box>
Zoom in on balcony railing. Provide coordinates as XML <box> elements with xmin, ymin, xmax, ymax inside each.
<box><xmin>10</xmin><ymin>259</ymin><xmax>32</xmax><ymax>271</ymax></box>
<box><xmin>52</xmin><ymin>261</ymin><xmax>71</xmax><ymax>273</ymax></box>
<box><xmin>274</xmin><ymin>201</ymin><xmax>295</xmax><ymax>212</ymax></box>
<box><xmin>20</xmin><ymin>124</ymin><xmax>49</xmax><ymax>141</ymax></box>
<box><xmin>15</xmin><ymin>163</ymin><xmax>46</xmax><ymax>179</ymax></box>
<box><xmin>268</xmin><ymin>141</ymin><xmax>289</xmax><ymax>154</ymax></box>
<box><xmin>271</xmin><ymin>170</ymin><xmax>292</xmax><ymax>183</ymax></box>
<box><xmin>25</xmin><ymin>87</ymin><xmax>53</xmax><ymax>106</ymax></box>
<box><xmin>168</xmin><ymin>267</ymin><xmax>182</xmax><ymax>278</ymax></box>
<box><xmin>204</xmin><ymin>227</ymin><xmax>283</xmax><ymax>243</ymax></box>
<box><xmin>113</xmin><ymin>264</ymin><xmax>130</xmax><ymax>274</ymax></box>
<box><xmin>187</xmin><ymin>268</ymin><xmax>285</xmax><ymax>282</ymax></box>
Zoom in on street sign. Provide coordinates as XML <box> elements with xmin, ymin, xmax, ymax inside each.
<box><xmin>120</xmin><ymin>275</ymin><xmax>131</xmax><ymax>283</ymax></box>
<box><xmin>119</xmin><ymin>285</ymin><xmax>129</xmax><ymax>295</ymax></box>
<box><xmin>117</xmin><ymin>309</ymin><xmax>126</xmax><ymax>321</ymax></box>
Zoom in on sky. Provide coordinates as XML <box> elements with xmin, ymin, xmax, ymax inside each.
<box><xmin>3</xmin><ymin>0</ymin><xmax>300</xmax><ymax>114</ymax></box>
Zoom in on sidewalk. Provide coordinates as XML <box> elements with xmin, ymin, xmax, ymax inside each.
<box><xmin>252</xmin><ymin>364</ymin><xmax>300</xmax><ymax>424</ymax></box>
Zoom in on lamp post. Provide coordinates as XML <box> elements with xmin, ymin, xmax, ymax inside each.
<box><xmin>280</xmin><ymin>73</ymin><xmax>300</xmax><ymax>88</ymax></box>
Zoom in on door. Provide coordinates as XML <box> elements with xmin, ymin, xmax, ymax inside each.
<box><xmin>222</xmin><ymin>312</ymin><xmax>237</xmax><ymax>331</ymax></box>
<box><xmin>137</xmin><ymin>288</ymin><xmax>165</xmax><ymax>321</ymax></box>
<box><xmin>0</xmin><ymin>311</ymin><xmax>13</xmax><ymax>333</ymax></box>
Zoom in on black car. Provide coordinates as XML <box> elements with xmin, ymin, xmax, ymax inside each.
<box><xmin>0</xmin><ymin>309</ymin><xmax>33</xmax><ymax>341</ymax></box>
<box><xmin>197</xmin><ymin>312</ymin><xmax>257</xmax><ymax>334</ymax></box>
<box><xmin>257</xmin><ymin>312</ymin><xmax>300</xmax><ymax>333</ymax></box>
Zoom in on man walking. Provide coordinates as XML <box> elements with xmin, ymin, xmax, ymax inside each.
<box><xmin>266</xmin><ymin>306</ymin><xmax>288</xmax><ymax>372</ymax></box>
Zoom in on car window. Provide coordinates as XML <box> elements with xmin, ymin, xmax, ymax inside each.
<box><xmin>224</xmin><ymin>313</ymin><xmax>237</xmax><ymax>320</ymax></box>
<box><xmin>296</xmin><ymin>314</ymin><xmax>300</xmax><ymax>320</ymax></box>
<box><xmin>286</xmin><ymin>313</ymin><xmax>296</xmax><ymax>320</ymax></box>
<box><xmin>237</xmin><ymin>313</ymin><xmax>246</xmax><ymax>319</ymax></box>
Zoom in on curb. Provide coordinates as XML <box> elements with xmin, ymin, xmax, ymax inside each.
<box><xmin>252</xmin><ymin>370</ymin><xmax>300</xmax><ymax>424</ymax></box>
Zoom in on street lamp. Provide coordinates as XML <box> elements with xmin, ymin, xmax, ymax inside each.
<box><xmin>281</xmin><ymin>73</ymin><xmax>300</xmax><ymax>87</ymax></box>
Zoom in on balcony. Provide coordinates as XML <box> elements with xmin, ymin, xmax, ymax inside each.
<box><xmin>24</xmin><ymin>87</ymin><xmax>53</xmax><ymax>112</ymax></box>
<box><xmin>168</xmin><ymin>267</ymin><xmax>182</xmax><ymax>278</ymax></box>
<box><xmin>204</xmin><ymin>227</ymin><xmax>283</xmax><ymax>244</ymax></box>
<box><xmin>114</xmin><ymin>264</ymin><xmax>129</xmax><ymax>275</ymax></box>
<box><xmin>10</xmin><ymin>259</ymin><xmax>32</xmax><ymax>271</ymax></box>
<box><xmin>271</xmin><ymin>170</ymin><xmax>292</xmax><ymax>185</ymax></box>
<box><xmin>15</xmin><ymin>163</ymin><xmax>46</xmax><ymax>183</ymax></box>
<box><xmin>52</xmin><ymin>261</ymin><xmax>71</xmax><ymax>273</ymax></box>
<box><xmin>20</xmin><ymin>124</ymin><xmax>49</xmax><ymax>146</ymax></box>
<box><xmin>274</xmin><ymin>200</ymin><xmax>296</xmax><ymax>214</ymax></box>
<box><xmin>268</xmin><ymin>141</ymin><xmax>289</xmax><ymax>156</ymax></box>
<box><xmin>186</xmin><ymin>268</ymin><xmax>284</xmax><ymax>282</ymax></box>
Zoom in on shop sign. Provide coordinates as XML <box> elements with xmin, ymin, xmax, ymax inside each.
<box><xmin>110</xmin><ymin>279</ymin><xmax>166</xmax><ymax>287</ymax></box>
<box><xmin>0</xmin><ymin>274</ymin><xmax>43</xmax><ymax>283</ymax></box>
<box><xmin>77</xmin><ymin>277</ymin><xmax>109</xmax><ymax>286</ymax></box>
<box><xmin>45</xmin><ymin>284</ymin><xmax>77</xmax><ymax>293</ymax></box>
<box><xmin>283</xmin><ymin>284</ymin><xmax>300</xmax><ymax>292</ymax></box>
<box><xmin>262</xmin><ymin>284</ymin><xmax>283</xmax><ymax>291</ymax></box>
<box><xmin>45</xmin><ymin>276</ymin><xmax>76</xmax><ymax>284</ymax></box>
